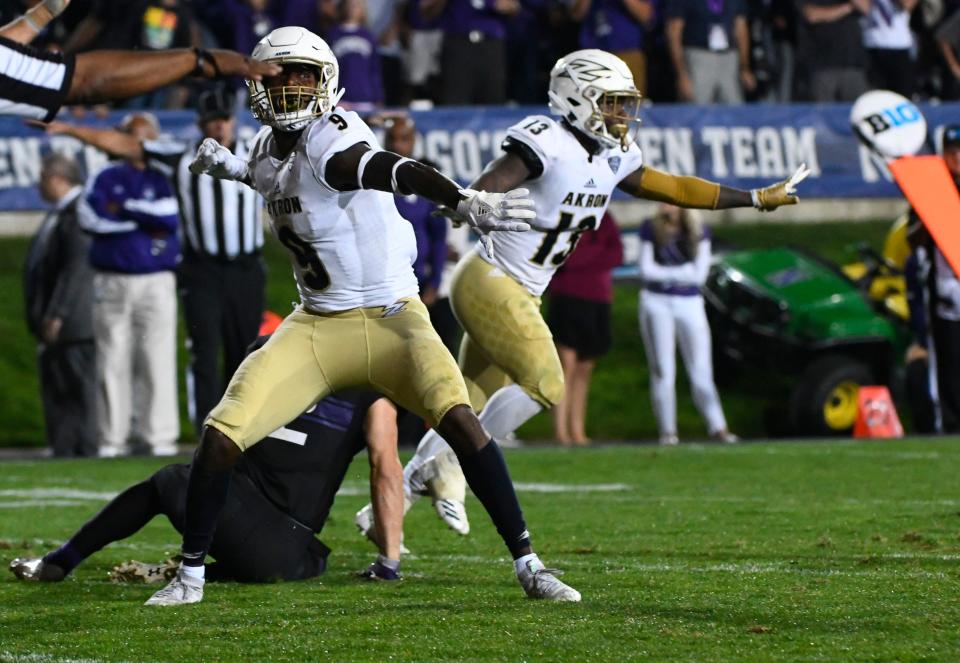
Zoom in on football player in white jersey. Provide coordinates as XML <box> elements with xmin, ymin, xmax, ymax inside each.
<box><xmin>364</xmin><ymin>49</ymin><xmax>810</xmax><ymax>537</ymax></box>
<box><xmin>145</xmin><ymin>26</ymin><xmax>581</xmax><ymax>605</ymax></box>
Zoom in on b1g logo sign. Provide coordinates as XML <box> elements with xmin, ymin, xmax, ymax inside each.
<box><xmin>850</xmin><ymin>90</ymin><xmax>927</xmax><ymax>160</ymax></box>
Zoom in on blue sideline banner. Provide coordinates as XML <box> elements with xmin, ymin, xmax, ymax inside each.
<box><xmin>0</xmin><ymin>103</ymin><xmax>958</xmax><ymax>211</ymax></box>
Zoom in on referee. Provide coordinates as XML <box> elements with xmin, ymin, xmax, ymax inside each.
<box><xmin>38</xmin><ymin>89</ymin><xmax>266</xmax><ymax>433</ymax></box>
<box><xmin>0</xmin><ymin>1</ymin><xmax>277</xmax><ymax>121</ymax></box>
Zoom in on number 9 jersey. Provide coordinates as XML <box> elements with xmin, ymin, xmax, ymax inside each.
<box><xmin>247</xmin><ymin>110</ymin><xmax>419</xmax><ymax>312</ymax></box>
<box><xmin>481</xmin><ymin>114</ymin><xmax>644</xmax><ymax>296</ymax></box>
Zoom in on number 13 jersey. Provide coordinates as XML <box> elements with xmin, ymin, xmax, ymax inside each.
<box><xmin>247</xmin><ymin>110</ymin><xmax>419</xmax><ymax>312</ymax></box>
<box><xmin>483</xmin><ymin>115</ymin><xmax>644</xmax><ymax>296</ymax></box>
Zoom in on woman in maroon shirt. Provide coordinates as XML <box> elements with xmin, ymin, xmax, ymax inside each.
<box><xmin>546</xmin><ymin>212</ymin><xmax>623</xmax><ymax>445</ymax></box>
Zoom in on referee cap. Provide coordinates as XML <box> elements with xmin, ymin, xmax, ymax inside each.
<box><xmin>198</xmin><ymin>88</ymin><xmax>235</xmax><ymax>122</ymax></box>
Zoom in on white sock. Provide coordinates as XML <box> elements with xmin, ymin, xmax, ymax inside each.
<box><xmin>180</xmin><ymin>563</ymin><xmax>205</xmax><ymax>582</ymax></box>
<box><xmin>479</xmin><ymin>384</ymin><xmax>543</xmax><ymax>439</ymax></box>
<box><xmin>514</xmin><ymin>553</ymin><xmax>542</xmax><ymax>575</ymax></box>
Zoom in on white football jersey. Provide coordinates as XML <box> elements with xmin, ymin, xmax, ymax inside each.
<box><xmin>248</xmin><ymin>110</ymin><xmax>419</xmax><ymax>312</ymax></box>
<box><xmin>481</xmin><ymin>114</ymin><xmax>643</xmax><ymax>296</ymax></box>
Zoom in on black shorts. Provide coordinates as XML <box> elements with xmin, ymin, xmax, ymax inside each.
<box><xmin>546</xmin><ymin>294</ymin><xmax>612</xmax><ymax>360</ymax></box>
<box><xmin>151</xmin><ymin>464</ymin><xmax>329</xmax><ymax>583</ymax></box>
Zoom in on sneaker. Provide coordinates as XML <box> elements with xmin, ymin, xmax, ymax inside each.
<box><xmin>144</xmin><ymin>566</ymin><xmax>204</xmax><ymax>606</ymax></box>
<box><xmin>9</xmin><ymin>557</ymin><xmax>65</xmax><ymax>582</ymax></box>
<box><xmin>354</xmin><ymin>503</ymin><xmax>411</xmax><ymax>555</ymax></box>
<box><xmin>659</xmin><ymin>434</ymin><xmax>679</xmax><ymax>446</ymax></box>
<box><xmin>424</xmin><ymin>450</ymin><xmax>470</xmax><ymax>535</ymax></box>
<box><xmin>111</xmin><ymin>557</ymin><xmax>180</xmax><ymax>584</ymax></box>
<box><xmin>517</xmin><ymin>561</ymin><xmax>581</xmax><ymax>602</ymax></box>
<box><xmin>357</xmin><ymin>559</ymin><xmax>402</xmax><ymax>581</ymax></box>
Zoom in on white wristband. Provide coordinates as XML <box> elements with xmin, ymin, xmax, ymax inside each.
<box><xmin>750</xmin><ymin>189</ymin><xmax>761</xmax><ymax>210</ymax></box>
<box><xmin>390</xmin><ymin>157</ymin><xmax>414</xmax><ymax>192</ymax></box>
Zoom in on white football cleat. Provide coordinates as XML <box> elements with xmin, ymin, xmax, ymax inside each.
<box><xmin>658</xmin><ymin>434</ymin><xmax>679</xmax><ymax>446</ymax></box>
<box><xmin>144</xmin><ymin>566</ymin><xmax>204</xmax><ymax>606</ymax></box>
<box><xmin>517</xmin><ymin>561</ymin><xmax>581</xmax><ymax>602</ymax></box>
<box><xmin>424</xmin><ymin>449</ymin><xmax>470</xmax><ymax>535</ymax></box>
<box><xmin>9</xmin><ymin>557</ymin><xmax>65</xmax><ymax>582</ymax></box>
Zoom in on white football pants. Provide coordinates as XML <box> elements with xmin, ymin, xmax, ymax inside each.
<box><xmin>93</xmin><ymin>271</ymin><xmax>179</xmax><ymax>455</ymax></box>
<box><xmin>638</xmin><ymin>291</ymin><xmax>728</xmax><ymax>437</ymax></box>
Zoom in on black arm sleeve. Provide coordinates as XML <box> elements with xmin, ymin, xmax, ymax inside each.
<box><xmin>326</xmin><ymin>144</ymin><xmax>463</xmax><ymax>208</ymax></box>
<box><xmin>501</xmin><ymin>137</ymin><xmax>544</xmax><ymax>179</ymax></box>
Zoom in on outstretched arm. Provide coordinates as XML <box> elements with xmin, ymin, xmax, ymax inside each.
<box><xmin>67</xmin><ymin>49</ymin><xmax>280</xmax><ymax>105</ymax></box>
<box><xmin>619</xmin><ymin>165</ymin><xmax>810</xmax><ymax>212</ymax></box>
<box><xmin>29</xmin><ymin>120</ymin><xmax>144</xmax><ymax>161</ymax></box>
<box><xmin>324</xmin><ymin>143</ymin><xmax>534</xmax><ymax>232</ymax></box>
<box><xmin>365</xmin><ymin>399</ymin><xmax>403</xmax><ymax>564</ymax></box>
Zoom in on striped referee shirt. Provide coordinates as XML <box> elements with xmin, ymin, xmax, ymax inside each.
<box><xmin>142</xmin><ymin>137</ymin><xmax>264</xmax><ymax>260</ymax></box>
<box><xmin>0</xmin><ymin>36</ymin><xmax>74</xmax><ymax>122</ymax></box>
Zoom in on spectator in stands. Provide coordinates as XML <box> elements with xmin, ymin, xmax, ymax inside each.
<box><xmin>936</xmin><ymin>8</ymin><xmax>960</xmax><ymax>99</ymax></box>
<box><xmin>904</xmin><ymin>125</ymin><xmax>960</xmax><ymax>433</ymax></box>
<box><xmin>665</xmin><ymin>0</ymin><xmax>755</xmax><ymax>104</ymax></box>
<box><xmin>546</xmin><ymin>212</ymin><xmax>623</xmax><ymax>446</ymax></box>
<box><xmin>77</xmin><ymin>113</ymin><xmax>180</xmax><ymax>457</ymax></box>
<box><xmin>401</xmin><ymin>0</ymin><xmax>445</xmax><ymax>101</ymax></box>
<box><xmin>637</xmin><ymin>204</ymin><xmax>736</xmax><ymax>445</ymax></box>
<box><xmin>327</xmin><ymin>0</ymin><xmax>385</xmax><ymax>107</ymax></box>
<box><xmin>797</xmin><ymin>0</ymin><xmax>870</xmax><ymax>102</ymax></box>
<box><xmin>862</xmin><ymin>0</ymin><xmax>919</xmax><ymax>98</ymax></box>
<box><xmin>569</xmin><ymin>0</ymin><xmax>653</xmax><ymax>95</ymax></box>
<box><xmin>436</xmin><ymin>0</ymin><xmax>518</xmax><ymax>104</ymax></box>
<box><xmin>219</xmin><ymin>0</ymin><xmax>277</xmax><ymax>57</ymax></box>
<box><xmin>64</xmin><ymin>0</ymin><xmax>197</xmax><ymax>108</ymax></box>
<box><xmin>23</xmin><ymin>153</ymin><xmax>97</xmax><ymax>458</ymax></box>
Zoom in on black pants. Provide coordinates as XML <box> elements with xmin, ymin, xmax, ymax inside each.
<box><xmin>429</xmin><ymin>296</ymin><xmax>461</xmax><ymax>356</ymax></box>
<box><xmin>439</xmin><ymin>35</ymin><xmax>507</xmax><ymax>105</ymax></box>
<box><xmin>932</xmin><ymin>317</ymin><xmax>960</xmax><ymax>432</ymax></box>
<box><xmin>39</xmin><ymin>340</ymin><xmax>97</xmax><ymax>457</ymax></box>
<box><xmin>179</xmin><ymin>254</ymin><xmax>266</xmax><ymax>434</ymax></box>
<box><xmin>64</xmin><ymin>464</ymin><xmax>328</xmax><ymax>583</ymax></box>
<box><xmin>867</xmin><ymin>48</ymin><xmax>915</xmax><ymax>99</ymax></box>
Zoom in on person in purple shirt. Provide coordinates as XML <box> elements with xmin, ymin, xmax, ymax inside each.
<box><xmin>435</xmin><ymin>0</ymin><xmax>520</xmax><ymax>104</ymax></box>
<box><xmin>637</xmin><ymin>204</ymin><xmax>736</xmax><ymax>445</ymax></box>
<box><xmin>77</xmin><ymin>113</ymin><xmax>181</xmax><ymax>458</ymax></box>
<box><xmin>569</xmin><ymin>0</ymin><xmax>653</xmax><ymax>94</ymax></box>
<box><xmin>326</xmin><ymin>0</ymin><xmax>385</xmax><ymax>107</ymax></box>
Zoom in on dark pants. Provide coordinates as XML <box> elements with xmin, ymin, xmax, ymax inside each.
<box><xmin>440</xmin><ymin>35</ymin><xmax>507</xmax><ymax>105</ymax></box>
<box><xmin>179</xmin><ymin>254</ymin><xmax>266</xmax><ymax>434</ymax></box>
<box><xmin>932</xmin><ymin>317</ymin><xmax>960</xmax><ymax>432</ymax></box>
<box><xmin>867</xmin><ymin>48</ymin><xmax>915</xmax><ymax>99</ymax></box>
<box><xmin>61</xmin><ymin>464</ymin><xmax>328</xmax><ymax>583</ymax></box>
<box><xmin>39</xmin><ymin>341</ymin><xmax>97</xmax><ymax>457</ymax></box>
<box><xmin>154</xmin><ymin>465</ymin><xmax>328</xmax><ymax>582</ymax></box>
<box><xmin>429</xmin><ymin>296</ymin><xmax>461</xmax><ymax>356</ymax></box>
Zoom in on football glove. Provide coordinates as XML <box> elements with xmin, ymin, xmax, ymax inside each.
<box><xmin>189</xmin><ymin>138</ymin><xmax>249</xmax><ymax>181</ymax></box>
<box><xmin>455</xmin><ymin>188</ymin><xmax>535</xmax><ymax>232</ymax></box>
<box><xmin>750</xmin><ymin>164</ymin><xmax>811</xmax><ymax>211</ymax></box>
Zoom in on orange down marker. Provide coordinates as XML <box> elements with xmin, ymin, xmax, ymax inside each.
<box><xmin>889</xmin><ymin>156</ymin><xmax>960</xmax><ymax>277</ymax></box>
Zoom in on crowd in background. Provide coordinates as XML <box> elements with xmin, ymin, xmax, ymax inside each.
<box><xmin>7</xmin><ymin>0</ymin><xmax>960</xmax><ymax>110</ymax></box>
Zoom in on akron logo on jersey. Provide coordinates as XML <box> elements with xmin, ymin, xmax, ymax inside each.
<box><xmin>567</xmin><ymin>59</ymin><xmax>613</xmax><ymax>83</ymax></box>
<box><xmin>266</xmin><ymin>196</ymin><xmax>303</xmax><ymax>218</ymax></box>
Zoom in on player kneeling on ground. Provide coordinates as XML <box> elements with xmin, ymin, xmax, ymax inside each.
<box><xmin>357</xmin><ymin>48</ymin><xmax>810</xmax><ymax>539</ymax></box>
<box><xmin>11</xmin><ymin>369</ymin><xmax>405</xmax><ymax>585</ymax></box>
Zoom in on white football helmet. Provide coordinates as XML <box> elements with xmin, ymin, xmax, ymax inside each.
<box><xmin>246</xmin><ymin>26</ymin><xmax>345</xmax><ymax>132</ymax></box>
<box><xmin>548</xmin><ymin>49</ymin><xmax>642</xmax><ymax>152</ymax></box>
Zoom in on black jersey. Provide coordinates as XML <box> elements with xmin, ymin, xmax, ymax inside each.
<box><xmin>235</xmin><ymin>390</ymin><xmax>381</xmax><ymax>532</ymax></box>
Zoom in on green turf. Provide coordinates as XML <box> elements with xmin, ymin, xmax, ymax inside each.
<box><xmin>2</xmin><ymin>439</ymin><xmax>959</xmax><ymax>661</ymax></box>
<box><xmin>0</xmin><ymin>219</ymin><xmax>895</xmax><ymax>446</ymax></box>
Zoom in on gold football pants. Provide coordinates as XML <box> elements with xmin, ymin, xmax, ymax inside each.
<box><xmin>451</xmin><ymin>251</ymin><xmax>564</xmax><ymax>411</ymax></box>
<box><xmin>206</xmin><ymin>298</ymin><xmax>469</xmax><ymax>450</ymax></box>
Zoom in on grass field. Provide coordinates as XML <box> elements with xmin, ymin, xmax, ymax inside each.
<box><xmin>0</xmin><ymin>219</ymin><xmax>895</xmax><ymax>446</ymax></box>
<box><xmin>2</xmin><ymin>438</ymin><xmax>960</xmax><ymax>661</ymax></box>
